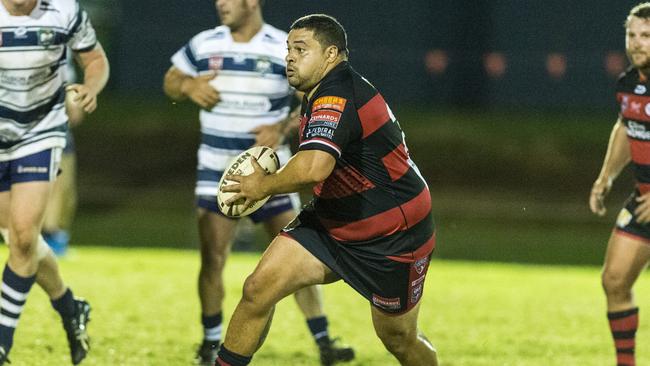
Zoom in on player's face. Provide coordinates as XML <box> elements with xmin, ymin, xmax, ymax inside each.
<box><xmin>626</xmin><ymin>17</ymin><xmax>650</xmax><ymax>70</ymax></box>
<box><xmin>286</xmin><ymin>29</ymin><xmax>331</xmax><ymax>92</ymax></box>
<box><xmin>215</xmin><ymin>0</ymin><xmax>251</xmax><ymax>31</ymax></box>
<box><xmin>2</xmin><ymin>0</ymin><xmax>36</xmax><ymax>12</ymax></box>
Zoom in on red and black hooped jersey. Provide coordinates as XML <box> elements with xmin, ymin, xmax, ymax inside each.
<box><xmin>298</xmin><ymin>62</ymin><xmax>433</xmax><ymax>246</ymax></box>
<box><xmin>617</xmin><ymin>67</ymin><xmax>650</xmax><ymax>194</ymax></box>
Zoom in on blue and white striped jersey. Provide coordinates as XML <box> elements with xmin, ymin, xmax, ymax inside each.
<box><xmin>0</xmin><ymin>0</ymin><xmax>96</xmax><ymax>161</ymax></box>
<box><xmin>171</xmin><ymin>24</ymin><xmax>294</xmax><ymax>196</ymax></box>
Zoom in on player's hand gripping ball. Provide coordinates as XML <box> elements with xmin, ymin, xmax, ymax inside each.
<box><xmin>64</xmin><ymin>87</ymin><xmax>85</xmax><ymax>126</ymax></box>
<box><xmin>217</xmin><ymin>146</ymin><xmax>280</xmax><ymax>217</ymax></box>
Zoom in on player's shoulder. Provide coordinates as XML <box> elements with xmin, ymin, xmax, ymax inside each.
<box><xmin>259</xmin><ymin>24</ymin><xmax>288</xmax><ymax>44</ymax></box>
<box><xmin>617</xmin><ymin>66</ymin><xmax>641</xmax><ymax>89</ymax></box>
<box><xmin>39</xmin><ymin>0</ymin><xmax>79</xmax><ymax>19</ymax></box>
<box><xmin>190</xmin><ymin>26</ymin><xmax>229</xmax><ymax>43</ymax></box>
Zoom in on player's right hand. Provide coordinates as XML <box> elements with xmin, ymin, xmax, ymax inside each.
<box><xmin>589</xmin><ymin>177</ymin><xmax>612</xmax><ymax>216</ymax></box>
<box><xmin>182</xmin><ymin>71</ymin><xmax>220</xmax><ymax>109</ymax></box>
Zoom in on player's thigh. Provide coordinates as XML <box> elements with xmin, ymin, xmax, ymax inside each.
<box><xmin>10</xmin><ymin>180</ymin><xmax>53</xmax><ymax>233</ymax></box>
<box><xmin>198</xmin><ymin>207</ymin><xmax>239</xmax><ymax>255</ymax></box>
<box><xmin>262</xmin><ymin>209</ymin><xmax>297</xmax><ymax>237</ymax></box>
<box><xmin>56</xmin><ymin>152</ymin><xmax>77</xmax><ymax>197</ymax></box>
<box><xmin>246</xmin><ymin>234</ymin><xmax>334</xmax><ymax>302</ymax></box>
<box><xmin>0</xmin><ymin>190</ymin><xmax>9</xmax><ymax>228</ymax></box>
<box><xmin>371</xmin><ymin>301</ymin><xmax>420</xmax><ymax>342</ymax></box>
<box><xmin>603</xmin><ymin>231</ymin><xmax>650</xmax><ymax>287</ymax></box>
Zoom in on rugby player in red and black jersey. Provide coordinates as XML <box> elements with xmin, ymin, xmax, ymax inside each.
<box><xmin>590</xmin><ymin>4</ymin><xmax>650</xmax><ymax>366</ymax></box>
<box><xmin>215</xmin><ymin>14</ymin><xmax>438</xmax><ymax>366</ymax></box>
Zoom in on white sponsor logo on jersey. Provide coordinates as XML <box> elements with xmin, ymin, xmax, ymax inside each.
<box><xmin>635</xmin><ymin>85</ymin><xmax>647</xmax><ymax>94</ymax></box>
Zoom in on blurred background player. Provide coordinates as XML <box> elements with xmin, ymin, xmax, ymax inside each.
<box><xmin>590</xmin><ymin>3</ymin><xmax>650</xmax><ymax>366</ymax></box>
<box><xmin>216</xmin><ymin>14</ymin><xmax>437</xmax><ymax>366</ymax></box>
<box><xmin>42</xmin><ymin>49</ymin><xmax>84</xmax><ymax>256</ymax></box>
<box><xmin>163</xmin><ymin>0</ymin><xmax>354</xmax><ymax>365</ymax></box>
<box><xmin>0</xmin><ymin>0</ymin><xmax>109</xmax><ymax>364</ymax></box>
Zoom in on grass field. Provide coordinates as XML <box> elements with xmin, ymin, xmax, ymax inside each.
<box><xmin>4</xmin><ymin>246</ymin><xmax>648</xmax><ymax>365</ymax></box>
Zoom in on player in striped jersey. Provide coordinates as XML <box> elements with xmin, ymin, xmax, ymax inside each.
<box><xmin>590</xmin><ymin>4</ymin><xmax>650</xmax><ymax>366</ymax></box>
<box><xmin>0</xmin><ymin>0</ymin><xmax>108</xmax><ymax>364</ymax></box>
<box><xmin>216</xmin><ymin>14</ymin><xmax>438</xmax><ymax>366</ymax></box>
<box><xmin>163</xmin><ymin>1</ymin><xmax>353</xmax><ymax>365</ymax></box>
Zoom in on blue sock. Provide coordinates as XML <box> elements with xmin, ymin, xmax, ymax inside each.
<box><xmin>216</xmin><ymin>345</ymin><xmax>252</xmax><ymax>366</ymax></box>
<box><xmin>202</xmin><ymin>312</ymin><xmax>223</xmax><ymax>342</ymax></box>
<box><xmin>0</xmin><ymin>265</ymin><xmax>35</xmax><ymax>351</ymax></box>
<box><xmin>51</xmin><ymin>288</ymin><xmax>75</xmax><ymax>319</ymax></box>
<box><xmin>307</xmin><ymin>315</ymin><xmax>330</xmax><ymax>343</ymax></box>
<box><xmin>43</xmin><ymin>230</ymin><xmax>69</xmax><ymax>256</ymax></box>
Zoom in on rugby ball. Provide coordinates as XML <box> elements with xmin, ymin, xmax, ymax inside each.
<box><xmin>217</xmin><ymin>146</ymin><xmax>281</xmax><ymax>217</ymax></box>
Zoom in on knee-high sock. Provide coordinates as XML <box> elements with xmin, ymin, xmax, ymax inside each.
<box><xmin>0</xmin><ymin>265</ymin><xmax>35</xmax><ymax>351</ymax></box>
<box><xmin>608</xmin><ymin>308</ymin><xmax>639</xmax><ymax>366</ymax></box>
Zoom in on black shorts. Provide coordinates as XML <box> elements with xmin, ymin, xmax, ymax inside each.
<box><xmin>281</xmin><ymin>207</ymin><xmax>435</xmax><ymax>314</ymax></box>
<box><xmin>615</xmin><ymin>191</ymin><xmax>650</xmax><ymax>243</ymax></box>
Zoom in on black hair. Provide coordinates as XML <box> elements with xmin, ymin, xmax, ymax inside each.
<box><xmin>290</xmin><ymin>14</ymin><xmax>348</xmax><ymax>56</ymax></box>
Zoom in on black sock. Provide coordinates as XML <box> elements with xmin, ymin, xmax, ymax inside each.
<box><xmin>201</xmin><ymin>312</ymin><xmax>223</xmax><ymax>342</ymax></box>
<box><xmin>307</xmin><ymin>315</ymin><xmax>330</xmax><ymax>344</ymax></box>
<box><xmin>51</xmin><ymin>288</ymin><xmax>75</xmax><ymax>319</ymax></box>
<box><xmin>216</xmin><ymin>345</ymin><xmax>252</xmax><ymax>366</ymax></box>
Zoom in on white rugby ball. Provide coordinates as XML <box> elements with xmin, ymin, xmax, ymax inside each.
<box><xmin>217</xmin><ymin>146</ymin><xmax>281</xmax><ymax>217</ymax></box>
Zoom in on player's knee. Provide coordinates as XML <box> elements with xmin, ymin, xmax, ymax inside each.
<box><xmin>200</xmin><ymin>249</ymin><xmax>228</xmax><ymax>273</ymax></box>
<box><xmin>376</xmin><ymin>326</ymin><xmax>416</xmax><ymax>358</ymax></box>
<box><xmin>9</xmin><ymin>227</ymin><xmax>38</xmax><ymax>253</ymax></box>
<box><xmin>601</xmin><ymin>270</ymin><xmax>630</xmax><ymax>296</ymax></box>
<box><xmin>241</xmin><ymin>271</ymin><xmax>274</xmax><ymax>310</ymax></box>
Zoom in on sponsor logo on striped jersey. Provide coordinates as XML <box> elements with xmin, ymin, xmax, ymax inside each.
<box><xmin>312</xmin><ymin>96</ymin><xmax>347</xmax><ymax>112</ymax></box>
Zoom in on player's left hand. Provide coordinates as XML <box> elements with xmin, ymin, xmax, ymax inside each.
<box><xmin>635</xmin><ymin>193</ymin><xmax>650</xmax><ymax>223</ymax></box>
<box><xmin>66</xmin><ymin>84</ymin><xmax>98</xmax><ymax>114</ymax></box>
<box><xmin>251</xmin><ymin>123</ymin><xmax>284</xmax><ymax>148</ymax></box>
<box><xmin>222</xmin><ymin>157</ymin><xmax>269</xmax><ymax>208</ymax></box>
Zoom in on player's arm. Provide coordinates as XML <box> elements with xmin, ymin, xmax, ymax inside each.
<box><xmin>163</xmin><ymin>66</ymin><xmax>220</xmax><ymax>109</ymax></box>
<box><xmin>222</xmin><ymin>149</ymin><xmax>335</xmax><ymax>207</ymax></box>
<box><xmin>590</xmin><ymin>118</ymin><xmax>630</xmax><ymax>216</ymax></box>
<box><xmin>68</xmin><ymin>43</ymin><xmax>109</xmax><ymax>114</ymax></box>
<box><xmin>252</xmin><ymin>91</ymin><xmax>304</xmax><ymax>148</ymax></box>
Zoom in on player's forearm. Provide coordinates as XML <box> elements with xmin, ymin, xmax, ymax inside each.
<box><xmin>163</xmin><ymin>70</ymin><xmax>191</xmax><ymax>101</ymax></box>
<box><xmin>598</xmin><ymin>120</ymin><xmax>631</xmax><ymax>183</ymax></box>
<box><xmin>80</xmin><ymin>47</ymin><xmax>109</xmax><ymax>96</ymax></box>
<box><xmin>261</xmin><ymin>151</ymin><xmax>333</xmax><ymax>196</ymax></box>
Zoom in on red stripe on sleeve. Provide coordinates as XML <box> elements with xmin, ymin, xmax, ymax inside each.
<box><xmin>319</xmin><ymin>187</ymin><xmax>431</xmax><ymax>241</ymax></box>
<box><xmin>382</xmin><ymin>143</ymin><xmax>410</xmax><ymax>181</ymax></box>
<box><xmin>358</xmin><ymin>94</ymin><xmax>390</xmax><ymax>139</ymax></box>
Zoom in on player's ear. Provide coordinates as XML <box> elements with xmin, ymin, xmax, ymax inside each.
<box><xmin>325</xmin><ymin>45</ymin><xmax>339</xmax><ymax>63</ymax></box>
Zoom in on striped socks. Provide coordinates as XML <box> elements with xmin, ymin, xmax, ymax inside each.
<box><xmin>0</xmin><ymin>265</ymin><xmax>35</xmax><ymax>352</ymax></box>
<box><xmin>202</xmin><ymin>312</ymin><xmax>223</xmax><ymax>343</ymax></box>
<box><xmin>608</xmin><ymin>307</ymin><xmax>639</xmax><ymax>366</ymax></box>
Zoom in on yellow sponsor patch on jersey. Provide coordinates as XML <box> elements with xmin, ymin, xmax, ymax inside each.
<box><xmin>312</xmin><ymin>96</ymin><xmax>347</xmax><ymax>112</ymax></box>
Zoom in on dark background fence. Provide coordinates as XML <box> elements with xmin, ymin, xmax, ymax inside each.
<box><xmin>91</xmin><ymin>0</ymin><xmax>639</xmax><ymax>107</ymax></box>
<box><xmin>68</xmin><ymin>1</ymin><xmax>646</xmax><ymax>265</ymax></box>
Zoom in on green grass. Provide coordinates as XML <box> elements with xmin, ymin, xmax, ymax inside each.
<box><xmin>4</xmin><ymin>246</ymin><xmax>649</xmax><ymax>365</ymax></box>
